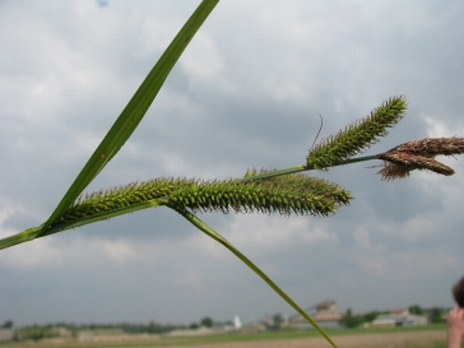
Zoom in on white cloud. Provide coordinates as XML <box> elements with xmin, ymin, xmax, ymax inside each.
<box><xmin>380</xmin><ymin>216</ymin><xmax>438</xmax><ymax>242</ymax></box>
<box><xmin>180</xmin><ymin>32</ymin><xmax>224</xmax><ymax>78</ymax></box>
<box><xmin>0</xmin><ymin>233</ymin><xmax>136</xmax><ymax>269</ymax></box>
<box><xmin>261</xmin><ymin>77</ymin><xmax>308</xmax><ymax>105</ymax></box>
<box><xmin>175</xmin><ymin>267</ymin><xmax>203</xmax><ymax>292</ymax></box>
<box><xmin>100</xmin><ymin>239</ymin><xmax>135</xmax><ymax>262</ymax></box>
<box><xmin>353</xmin><ymin>249</ymin><xmax>447</xmax><ymax>280</ymax></box>
<box><xmin>225</xmin><ymin>215</ymin><xmax>338</xmax><ymax>256</ymax></box>
<box><xmin>353</xmin><ymin>226</ymin><xmax>372</xmax><ymax>249</ymax></box>
<box><xmin>0</xmin><ymin>205</ymin><xmax>23</xmax><ymax>240</ymax></box>
<box><xmin>424</xmin><ymin>116</ymin><xmax>461</xmax><ymax>138</ymax></box>
<box><xmin>348</xmin><ymin>252</ymin><xmax>389</xmax><ymax>276</ymax></box>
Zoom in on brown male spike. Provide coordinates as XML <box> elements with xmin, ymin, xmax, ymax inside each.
<box><xmin>377</xmin><ymin>137</ymin><xmax>464</xmax><ymax>180</ymax></box>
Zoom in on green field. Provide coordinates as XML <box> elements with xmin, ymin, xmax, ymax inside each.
<box><xmin>5</xmin><ymin>324</ymin><xmax>448</xmax><ymax>348</ymax></box>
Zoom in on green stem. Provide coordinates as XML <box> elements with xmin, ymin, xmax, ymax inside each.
<box><xmin>0</xmin><ymin>198</ymin><xmax>169</xmax><ymax>250</ymax></box>
<box><xmin>241</xmin><ymin>154</ymin><xmax>380</xmax><ymax>182</ymax></box>
<box><xmin>169</xmin><ymin>205</ymin><xmax>339</xmax><ymax>348</ymax></box>
<box><xmin>40</xmin><ymin>198</ymin><xmax>169</xmax><ymax>238</ymax></box>
<box><xmin>0</xmin><ymin>227</ymin><xmax>42</xmax><ymax>250</ymax></box>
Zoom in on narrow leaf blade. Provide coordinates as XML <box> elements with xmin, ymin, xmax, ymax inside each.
<box><xmin>40</xmin><ymin>0</ymin><xmax>220</xmax><ymax>235</ymax></box>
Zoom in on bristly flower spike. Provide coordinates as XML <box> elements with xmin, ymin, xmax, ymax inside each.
<box><xmin>306</xmin><ymin>96</ymin><xmax>407</xmax><ymax>169</ymax></box>
<box><xmin>377</xmin><ymin>137</ymin><xmax>464</xmax><ymax>180</ymax></box>
<box><xmin>55</xmin><ymin>173</ymin><xmax>352</xmax><ymax>228</ymax></box>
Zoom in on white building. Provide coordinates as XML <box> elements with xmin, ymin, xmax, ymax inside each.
<box><xmin>371</xmin><ymin>309</ymin><xmax>428</xmax><ymax>328</ymax></box>
<box><xmin>234</xmin><ymin>315</ymin><xmax>242</xmax><ymax>330</ymax></box>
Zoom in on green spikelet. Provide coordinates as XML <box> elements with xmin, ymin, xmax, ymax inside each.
<box><xmin>56</xmin><ymin>172</ymin><xmax>352</xmax><ymax>226</ymax></box>
<box><xmin>168</xmin><ymin>171</ymin><xmax>351</xmax><ymax>216</ymax></box>
<box><xmin>244</xmin><ymin>167</ymin><xmax>351</xmax><ymax>205</ymax></box>
<box><xmin>56</xmin><ymin>178</ymin><xmax>196</xmax><ymax>224</ymax></box>
<box><xmin>306</xmin><ymin>96</ymin><xmax>407</xmax><ymax>169</ymax></box>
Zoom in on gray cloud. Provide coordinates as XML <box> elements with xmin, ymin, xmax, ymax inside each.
<box><xmin>1</xmin><ymin>0</ymin><xmax>464</xmax><ymax>327</ymax></box>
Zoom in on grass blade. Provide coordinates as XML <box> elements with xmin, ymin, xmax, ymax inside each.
<box><xmin>37</xmin><ymin>0</ymin><xmax>220</xmax><ymax>236</ymax></box>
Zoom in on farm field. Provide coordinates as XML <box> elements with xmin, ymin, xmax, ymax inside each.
<box><xmin>0</xmin><ymin>325</ymin><xmax>450</xmax><ymax>348</ymax></box>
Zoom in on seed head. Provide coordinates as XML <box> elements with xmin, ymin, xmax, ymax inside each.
<box><xmin>306</xmin><ymin>96</ymin><xmax>407</xmax><ymax>169</ymax></box>
<box><xmin>377</xmin><ymin>137</ymin><xmax>464</xmax><ymax>180</ymax></box>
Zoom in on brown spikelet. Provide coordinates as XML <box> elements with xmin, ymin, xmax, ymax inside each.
<box><xmin>377</xmin><ymin>137</ymin><xmax>464</xmax><ymax>180</ymax></box>
<box><xmin>378</xmin><ymin>152</ymin><xmax>454</xmax><ymax>180</ymax></box>
<box><xmin>384</xmin><ymin>137</ymin><xmax>464</xmax><ymax>157</ymax></box>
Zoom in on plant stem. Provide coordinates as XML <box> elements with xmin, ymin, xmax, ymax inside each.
<box><xmin>0</xmin><ymin>227</ymin><xmax>42</xmax><ymax>250</ymax></box>
<box><xmin>0</xmin><ymin>199</ymin><xmax>169</xmax><ymax>250</ymax></box>
<box><xmin>40</xmin><ymin>199</ymin><xmax>169</xmax><ymax>238</ymax></box>
<box><xmin>241</xmin><ymin>154</ymin><xmax>380</xmax><ymax>182</ymax></box>
<box><xmin>169</xmin><ymin>205</ymin><xmax>339</xmax><ymax>348</ymax></box>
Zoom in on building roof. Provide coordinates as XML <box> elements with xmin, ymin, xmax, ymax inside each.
<box><xmin>316</xmin><ymin>300</ymin><xmax>337</xmax><ymax>310</ymax></box>
<box><xmin>290</xmin><ymin>300</ymin><xmax>341</xmax><ymax>323</ymax></box>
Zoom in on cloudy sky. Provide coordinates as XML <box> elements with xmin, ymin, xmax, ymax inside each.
<box><xmin>1</xmin><ymin>0</ymin><xmax>464</xmax><ymax>327</ymax></box>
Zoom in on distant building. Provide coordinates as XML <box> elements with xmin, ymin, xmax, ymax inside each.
<box><xmin>77</xmin><ymin>328</ymin><xmax>159</xmax><ymax>343</ymax></box>
<box><xmin>260</xmin><ymin>314</ymin><xmax>274</xmax><ymax>327</ymax></box>
<box><xmin>77</xmin><ymin>328</ymin><xmax>124</xmax><ymax>342</ymax></box>
<box><xmin>0</xmin><ymin>329</ymin><xmax>13</xmax><ymax>342</ymax></box>
<box><xmin>234</xmin><ymin>315</ymin><xmax>242</xmax><ymax>330</ymax></box>
<box><xmin>51</xmin><ymin>326</ymin><xmax>72</xmax><ymax>338</ymax></box>
<box><xmin>164</xmin><ymin>326</ymin><xmax>215</xmax><ymax>337</ymax></box>
<box><xmin>290</xmin><ymin>300</ymin><xmax>342</xmax><ymax>329</ymax></box>
<box><xmin>371</xmin><ymin>308</ymin><xmax>428</xmax><ymax>328</ymax></box>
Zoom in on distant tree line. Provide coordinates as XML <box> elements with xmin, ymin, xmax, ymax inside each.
<box><xmin>189</xmin><ymin>316</ymin><xmax>216</xmax><ymax>329</ymax></box>
<box><xmin>10</xmin><ymin>316</ymin><xmax>224</xmax><ymax>342</ymax></box>
<box><xmin>2</xmin><ymin>320</ymin><xmax>13</xmax><ymax>329</ymax></box>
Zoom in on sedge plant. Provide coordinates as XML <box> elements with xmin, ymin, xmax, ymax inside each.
<box><xmin>2</xmin><ymin>1</ymin><xmax>464</xmax><ymax>347</ymax></box>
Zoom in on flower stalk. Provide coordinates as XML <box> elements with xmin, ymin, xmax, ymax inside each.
<box><xmin>169</xmin><ymin>206</ymin><xmax>339</xmax><ymax>348</ymax></box>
